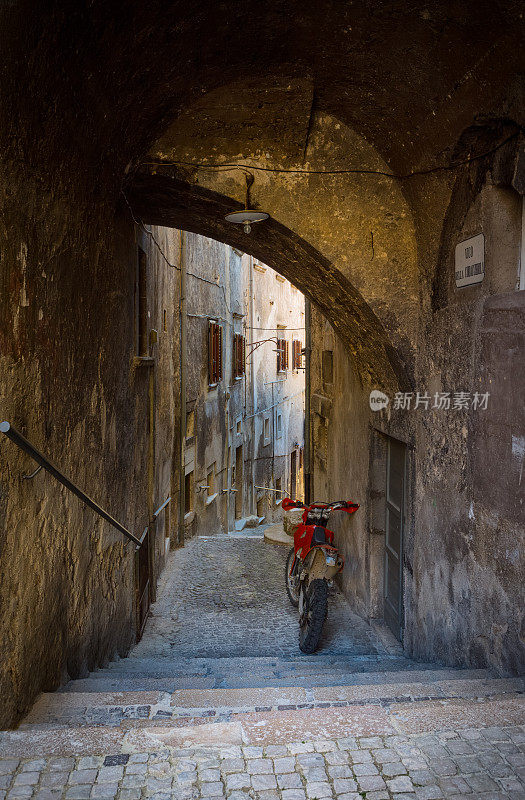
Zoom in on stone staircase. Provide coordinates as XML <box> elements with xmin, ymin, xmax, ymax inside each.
<box><xmin>3</xmin><ymin>654</ymin><xmax>521</xmax><ymax>759</ymax></box>
<box><xmin>2</xmin><ymin>537</ymin><xmax>524</xmax><ymax>766</ymax></box>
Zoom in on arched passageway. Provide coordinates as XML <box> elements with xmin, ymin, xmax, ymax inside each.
<box><xmin>126</xmin><ymin>176</ymin><xmax>411</xmax><ymax>390</ymax></box>
<box><xmin>0</xmin><ymin>0</ymin><xmax>524</xmax><ymax>732</ymax></box>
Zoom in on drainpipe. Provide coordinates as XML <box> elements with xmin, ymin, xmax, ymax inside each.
<box><xmin>304</xmin><ymin>297</ymin><xmax>312</xmax><ymax>503</ymax></box>
<box><xmin>178</xmin><ymin>230</ymin><xmax>187</xmax><ymax>546</ymax></box>
<box><xmin>517</xmin><ymin>195</ymin><xmax>525</xmax><ymax>291</ymax></box>
<box><xmin>249</xmin><ymin>256</ymin><xmax>256</xmax><ymax>515</ymax></box>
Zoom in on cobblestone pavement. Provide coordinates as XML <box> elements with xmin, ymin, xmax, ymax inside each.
<box><xmin>1</xmin><ymin>725</ymin><xmax>524</xmax><ymax>799</ymax></box>
<box><xmin>5</xmin><ymin>534</ymin><xmax>524</xmax><ymax>799</ymax></box>
<box><xmin>129</xmin><ymin>535</ymin><xmax>392</xmax><ymax>661</ymax></box>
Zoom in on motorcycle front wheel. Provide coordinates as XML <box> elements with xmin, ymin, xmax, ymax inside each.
<box><xmin>299</xmin><ymin>578</ymin><xmax>328</xmax><ymax>654</ymax></box>
<box><xmin>285</xmin><ymin>547</ymin><xmax>300</xmax><ymax>607</ymax></box>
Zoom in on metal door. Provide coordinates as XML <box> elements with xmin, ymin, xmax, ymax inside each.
<box><xmin>384</xmin><ymin>438</ymin><xmax>406</xmax><ymax>639</ymax></box>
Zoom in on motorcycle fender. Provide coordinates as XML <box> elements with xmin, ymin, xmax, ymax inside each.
<box><xmin>305</xmin><ymin>547</ymin><xmax>340</xmax><ymax>581</ymax></box>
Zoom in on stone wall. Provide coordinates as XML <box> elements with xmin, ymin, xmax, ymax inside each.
<box><xmin>309</xmin><ymin>154</ymin><xmax>525</xmax><ymax>676</ymax></box>
<box><xmin>405</xmin><ymin>180</ymin><xmax>525</xmax><ymax>675</ymax></box>
<box><xmin>0</xmin><ymin>184</ymin><xmax>179</xmax><ymax>726</ymax></box>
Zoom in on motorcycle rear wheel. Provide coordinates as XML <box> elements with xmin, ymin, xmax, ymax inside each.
<box><xmin>299</xmin><ymin>578</ymin><xmax>328</xmax><ymax>654</ymax></box>
<box><xmin>285</xmin><ymin>547</ymin><xmax>300</xmax><ymax>607</ymax></box>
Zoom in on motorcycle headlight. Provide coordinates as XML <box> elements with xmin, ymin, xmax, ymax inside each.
<box><xmin>325</xmin><ymin>553</ymin><xmax>337</xmax><ymax>566</ymax></box>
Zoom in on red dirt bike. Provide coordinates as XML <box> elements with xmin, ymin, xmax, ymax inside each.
<box><xmin>282</xmin><ymin>497</ymin><xmax>359</xmax><ymax>653</ymax></box>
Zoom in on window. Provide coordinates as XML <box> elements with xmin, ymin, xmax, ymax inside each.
<box><xmin>136</xmin><ymin>246</ymin><xmax>148</xmax><ymax>357</ymax></box>
<box><xmin>184</xmin><ymin>471</ymin><xmax>194</xmax><ymax>514</ymax></box>
<box><xmin>233</xmin><ymin>333</ymin><xmax>245</xmax><ymax>379</ymax></box>
<box><xmin>207</xmin><ymin>464</ymin><xmax>216</xmax><ymax>498</ymax></box>
<box><xmin>292</xmin><ymin>340</ymin><xmax>303</xmax><ymax>371</ymax></box>
<box><xmin>186</xmin><ymin>410</ymin><xmax>195</xmax><ymax>441</ymax></box>
<box><xmin>276</xmin><ymin>412</ymin><xmax>282</xmax><ymax>439</ymax></box>
<box><xmin>263</xmin><ymin>416</ymin><xmax>270</xmax><ymax>443</ymax></box>
<box><xmin>276</xmin><ymin>338</ymin><xmax>288</xmax><ymax>372</ymax></box>
<box><xmin>208</xmin><ymin>320</ymin><xmax>223</xmax><ymax>386</ymax></box>
<box><xmin>236</xmin><ymin>419</ymin><xmax>242</xmax><ymax>435</ymax></box>
<box><xmin>322</xmin><ymin>350</ymin><xmax>334</xmax><ymax>384</ymax></box>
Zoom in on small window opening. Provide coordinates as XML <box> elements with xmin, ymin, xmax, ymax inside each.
<box><xmin>322</xmin><ymin>350</ymin><xmax>334</xmax><ymax>384</ymax></box>
<box><xmin>185</xmin><ymin>471</ymin><xmax>194</xmax><ymax>514</ymax></box>
<box><xmin>207</xmin><ymin>464</ymin><xmax>216</xmax><ymax>498</ymax></box>
<box><xmin>186</xmin><ymin>410</ymin><xmax>195</xmax><ymax>440</ymax></box>
<box><xmin>276</xmin><ymin>337</ymin><xmax>288</xmax><ymax>372</ymax></box>
<box><xmin>136</xmin><ymin>246</ymin><xmax>148</xmax><ymax>357</ymax></box>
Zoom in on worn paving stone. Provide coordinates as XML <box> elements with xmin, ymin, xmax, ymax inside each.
<box><xmin>8</xmin><ymin>540</ymin><xmax>525</xmax><ymax>800</ymax></box>
<box><xmin>0</xmin><ymin>731</ymin><xmax>521</xmax><ymax>797</ymax></box>
<box><xmin>128</xmin><ymin>539</ymin><xmax>387</xmax><ymax>662</ymax></box>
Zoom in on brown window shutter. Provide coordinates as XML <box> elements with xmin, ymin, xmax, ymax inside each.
<box><xmin>233</xmin><ymin>333</ymin><xmax>238</xmax><ymax>378</ymax></box>
<box><xmin>218</xmin><ymin>325</ymin><xmax>223</xmax><ymax>380</ymax></box>
<box><xmin>234</xmin><ymin>334</ymin><xmax>243</xmax><ymax>378</ymax></box>
<box><xmin>284</xmin><ymin>340</ymin><xmax>289</xmax><ymax>370</ymax></box>
<box><xmin>208</xmin><ymin>321</ymin><xmax>214</xmax><ymax>384</ymax></box>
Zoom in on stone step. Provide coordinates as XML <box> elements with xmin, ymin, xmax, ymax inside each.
<box><xmin>4</xmin><ymin>692</ymin><xmax>524</xmax><ymax>757</ymax></box>
<box><xmin>83</xmin><ymin>654</ymin><xmax>462</xmax><ymax>678</ymax></box>
<box><xmin>22</xmin><ymin>676</ymin><xmax>523</xmax><ymax>728</ymax></box>
<box><xmin>59</xmin><ymin>664</ymin><xmax>496</xmax><ymax>694</ymax></box>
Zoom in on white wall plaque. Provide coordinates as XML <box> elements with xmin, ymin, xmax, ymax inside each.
<box><xmin>455</xmin><ymin>233</ymin><xmax>485</xmax><ymax>288</ymax></box>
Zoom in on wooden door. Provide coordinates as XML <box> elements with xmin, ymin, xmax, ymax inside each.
<box><xmin>136</xmin><ymin>528</ymin><xmax>151</xmax><ymax>640</ymax></box>
<box><xmin>235</xmin><ymin>445</ymin><xmax>243</xmax><ymax>519</ymax></box>
<box><xmin>290</xmin><ymin>451</ymin><xmax>297</xmax><ymax>500</ymax></box>
<box><xmin>384</xmin><ymin>438</ymin><xmax>406</xmax><ymax>640</ymax></box>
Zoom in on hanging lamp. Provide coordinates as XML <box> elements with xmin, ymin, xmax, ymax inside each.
<box><xmin>224</xmin><ymin>173</ymin><xmax>269</xmax><ymax>234</ymax></box>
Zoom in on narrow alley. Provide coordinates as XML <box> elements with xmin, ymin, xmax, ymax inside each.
<box><xmin>1</xmin><ymin>2</ymin><xmax>525</xmax><ymax>799</ymax></box>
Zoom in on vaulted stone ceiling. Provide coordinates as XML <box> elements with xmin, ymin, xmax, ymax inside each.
<box><xmin>1</xmin><ymin>0</ymin><xmax>523</xmax><ymax>387</ymax></box>
<box><xmin>2</xmin><ymin>0</ymin><xmax>523</xmax><ymax>179</ymax></box>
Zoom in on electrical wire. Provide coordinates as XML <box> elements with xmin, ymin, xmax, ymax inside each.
<box><xmin>246</xmin><ymin>326</ymin><xmax>306</xmax><ymax>331</ymax></box>
<box><xmin>144</xmin><ymin>129</ymin><xmax>522</xmax><ymax>180</ymax></box>
<box><xmin>121</xmin><ymin>189</ymin><xmax>233</xmax><ymax>315</ymax></box>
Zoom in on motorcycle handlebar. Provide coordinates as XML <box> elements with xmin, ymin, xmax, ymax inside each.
<box><xmin>282</xmin><ymin>498</ymin><xmax>359</xmax><ymax>513</ymax></box>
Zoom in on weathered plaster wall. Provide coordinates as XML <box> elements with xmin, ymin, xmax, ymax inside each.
<box><xmin>144</xmin><ymin>225</ymin><xmax>180</xmax><ymax>577</ymax></box>
<box><xmin>405</xmin><ymin>180</ymin><xmax>525</xmax><ymax>675</ymax></box>
<box><xmin>0</xmin><ymin>180</ymin><xmax>135</xmax><ymax>727</ymax></box>
<box><xmin>0</xmin><ymin>172</ymin><xmax>181</xmax><ymax>728</ymax></box>
<box><xmin>309</xmin><ymin>310</ymin><xmax>370</xmax><ymax>617</ymax></box>
<box><xmin>245</xmin><ymin>258</ymin><xmax>305</xmax><ymax>519</ymax></box>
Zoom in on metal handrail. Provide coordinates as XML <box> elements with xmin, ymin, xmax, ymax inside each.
<box><xmin>152</xmin><ymin>496</ymin><xmax>171</xmax><ymax>519</ymax></box>
<box><xmin>0</xmin><ymin>421</ymin><xmax>147</xmax><ymax>548</ymax></box>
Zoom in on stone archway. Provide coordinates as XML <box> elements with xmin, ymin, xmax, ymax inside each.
<box><xmin>126</xmin><ymin>174</ymin><xmax>411</xmax><ymax>390</ymax></box>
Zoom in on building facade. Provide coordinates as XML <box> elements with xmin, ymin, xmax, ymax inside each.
<box><xmin>180</xmin><ymin>236</ymin><xmax>305</xmax><ymax>540</ymax></box>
